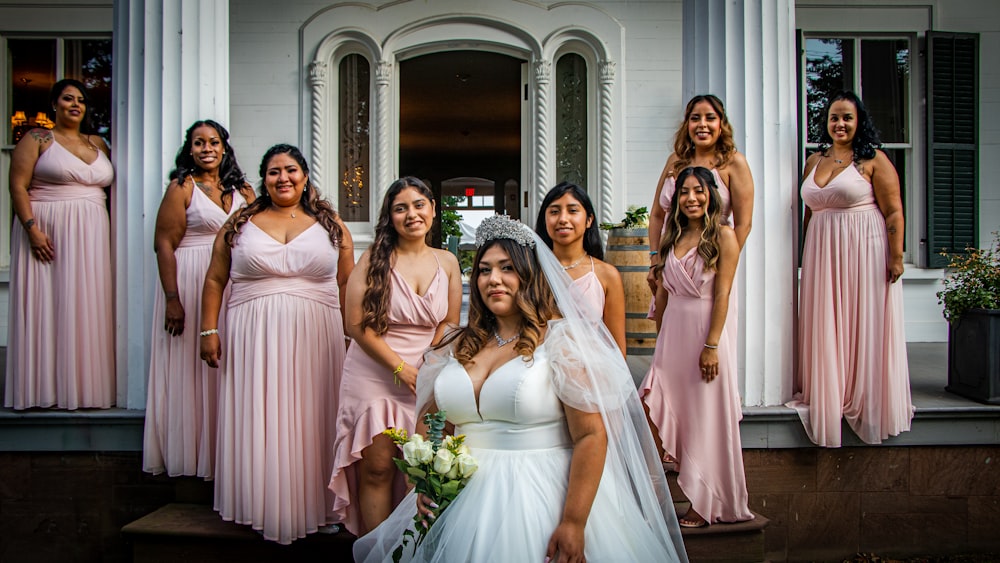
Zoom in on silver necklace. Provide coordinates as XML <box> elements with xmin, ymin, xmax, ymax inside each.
<box><xmin>562</xmin><ymin>254</ymin><xmax>588</xmax><ymax>270</ymax></box>
<box><xmin>493</xmin><ymin>331</ymin><xmax>520</xmax><ymax>347</ymax></box>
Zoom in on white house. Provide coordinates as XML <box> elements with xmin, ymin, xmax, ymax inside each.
<box><xmin>1</xmin><ymin>0</ymin><xmax>997</xmax><ymax>412</ymax></box>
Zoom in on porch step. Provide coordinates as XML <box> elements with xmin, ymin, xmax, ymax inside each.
<box><xmin>121</xmin><ymin>503</ymin><xmax>354</xmax><ymax>563</ymax></box>
<box><xmin>669</xmin><ymin>472</ymin><xmax>770</xmax><ymax>563</ymax></box>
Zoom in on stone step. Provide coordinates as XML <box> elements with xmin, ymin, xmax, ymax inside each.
<box><xmin>121</xmin><ymin>503</ymin><xmax>354</xmax><ymax>563</ymax></box>
<box><xmin>125</xmin><ymin>501</ymin><xmax>767</xmax><ymax>563</ymax></box>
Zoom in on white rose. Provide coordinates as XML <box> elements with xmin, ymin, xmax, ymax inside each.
<box><xmin>433</xmin><ymin>447</ymin><xmax>455</xmax><ymax>475</ymax></box>
<box><xmin>402</xmin><ymin>435</ymin><xmax>434</xmax><ymax>466</ymax></box>
<box><xmin>455</xmin><ymin>453</ymin><xmax>478</xmax><ymax>478</ymax></box>
<box><xmin>455</xmin><ymin>443</ymin><xmax>470</xmax><ymax>456</ymax></box>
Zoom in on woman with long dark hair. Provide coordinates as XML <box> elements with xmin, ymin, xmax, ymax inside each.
<box><xmin>534</xmin><ymin>181</ymin><xmax>626</xmax><ymax>355</ymax></box>
<box><xmin>200</xmin><ymin>144</ymin><xmax>354</xmax><ymax>543</ymax></box>
<box><xmin>143</xmin><ymin>120</ymin><xmax>254</xmax><ymax>479</ymax></box>
<box><xmin>6</xmin><ymin>78</ymin><xmax>115</xmax><ymax>410</ymax></box>
<box><xmin>787</xmin><ymin>90</ymin><xmax>912</xmax><ymax>446</ymax></box>
<box><xmin>642</xmin><ymin>166</ymin><xmax>751</xmax><ymax>528</ymax></box>
<box><xmin>329</xmin><ymin>177</ymin><xmax>462</xmax><ymax>535</ymax></box>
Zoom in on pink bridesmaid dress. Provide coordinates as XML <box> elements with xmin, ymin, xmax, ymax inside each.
<box><xmin>329</xmin><ymin>257</ymin><xmax>449</xmax><ymax>535</ymax></box>
<box><xmin>571</xmin><ymin>257</ymin><xmax>605</xmax><ymax>322</ymax></box>
<box><xmin>787</xmin><ymin>164</ymin><xmax>913</xmax><ymax>446</ymax></box>
<box><xmin>213</xmin><ymin>221</ymin><xmax>346</xmax><ymax>544</ymax></box>
<box><xmin>142</xmin><ymin>185</ymin><xmax>247</xmax><ymax>479</ymax></box>
<box><xmin>641</xmin><ymin>247</ymin><xmax>752</xmax><ymax>524</ymax></box>
<box><xmin>5</xmin><ymin>139</ymin><xmax>115</xmax><ymax>410</ymax></box>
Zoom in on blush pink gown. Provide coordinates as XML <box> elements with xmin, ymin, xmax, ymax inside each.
<box><xmin>5</xmin><ymin>139</ymin><xmax>115</xmax><ymax>410</ymax></box>
<box><xmin>571</xmin><ymin>258</ymin><xmax>605</xmax><ymax>322</ymax></box>
<box><xmin>641</xmin><ymin>247</ymin><xmax>752</xmax><ymax>524</ymax></box>
<box><xmin>213</xmin><ymin>221</ymin><xmax>346</xmax><ymax>544</ymax></box>
<box><xmin>787</xmin><ymin>164</ymin><xmax>913</xmax><ymax>447</ymax></box>
<box><xmin>143</xmin><ymin>185</ymin><xmax>247</xmax><ymax>479</ymax></box>
<box><xmin>329</xmin><ymin>259</ymin><xmax>448</xmax><ymax>535</ymax></box>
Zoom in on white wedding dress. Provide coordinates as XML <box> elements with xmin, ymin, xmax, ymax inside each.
<box><xmin>353</xmin><ymin>330</ymin><xmax>685</xmax><ymax>562</ymax></box>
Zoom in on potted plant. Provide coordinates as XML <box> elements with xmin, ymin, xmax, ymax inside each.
<box><xmin>937</xmin><ymin>231</ymin><xmax>1000</xmax><ymax>404</ymax></box>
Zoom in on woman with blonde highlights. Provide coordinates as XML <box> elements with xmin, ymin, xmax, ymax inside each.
<box><xmin>642</xmin><ymin>166</ymin><xmax>752</xmax><ymax>528</ymax></box>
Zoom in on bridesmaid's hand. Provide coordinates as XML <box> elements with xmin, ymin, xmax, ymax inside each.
<box><xmin>546</xmin><ymin>521</ymin><xmax>586</xmax><ymax>563</ymax></box>
<box><xmin>699</xmin><ymin>347</ymin><xmax>719</xmax><ymax>383</ymax></box>
<box><xmin>398</xmin><ymin>362</ymin><xmax>419</xmax><ymax>394</ymax></box>
<box><xmin>646</xmin><ymin>262</ymin><xmax>659</xmax><ymax>294</ymax></box>
<box><xmin>887</xmin><ymin>256</ymin><xmax>903</xmax><ymax>284</ymax></box>
<box><xmin>200</xmin><ymin>333</ymin><xmax>222</xmax><ymax>368</ymax></box>
<box><xmin>27</xmin><ymin>226</ymin><xmax>55</xmax><ymax>263</ymax></box>
<box><xmin>164</xmin><ymin>296</ymin><xmax>185</xmax><ymax>336</ymax></box>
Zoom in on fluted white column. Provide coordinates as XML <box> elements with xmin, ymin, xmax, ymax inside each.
<box><xmin>533</xmin><ymin>60</ymin><xmax>552</xmax><ymax>214</ymax></box>
<box><xmin>598</xmin><ymin>60</ymin><xmax>615</xmax><ymax>227</ymax></box>
<box><xmin>112</xmin><ymin>0</ymin><xmax>230</xmax><ymax>408</ymax></box>
<box><xmin>682</xmin><ymin>0</ymin><xmax>798</xmax><ymax>407</ymax></box>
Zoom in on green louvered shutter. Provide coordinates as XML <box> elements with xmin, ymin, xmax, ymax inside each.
<box><xmin>926</xmin><ymin>31</ymin><xmax>979</xmax><ymax>267</ymax></box>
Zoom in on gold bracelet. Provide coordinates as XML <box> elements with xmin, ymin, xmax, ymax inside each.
<box><xmin>392</xmin><ymin>360</ymin><xmax>405</xmax><ymax>386</ymax></box>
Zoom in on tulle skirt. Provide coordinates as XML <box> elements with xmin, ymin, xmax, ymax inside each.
<box><xmin>354</xmin><ymin>445</ymin><xmax>677</xmax><ymax>562</ymax></box>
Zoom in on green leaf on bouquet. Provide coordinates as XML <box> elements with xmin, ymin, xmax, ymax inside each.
<box><xmin>441</xmin><ymin>480</ymin><xmax>460</xmax><ymax>498</ymax></box>
<box><xmin>406</xmin><ymin>466</ymin><xmax>427</xmax><ymax>479</ymax></box>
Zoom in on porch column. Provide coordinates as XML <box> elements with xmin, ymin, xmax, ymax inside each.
<box><xmin>681</xmin><ymin>0</ymin><xmax>798</xmax><ymax>406</ymax></box>
<box><xmin>112</xmin><ymin>0</ymin><xmax>231</xmax><ymax>408</ymax></box>
<box><xmin>307</xmin><ymin>61</ymin><xmax>328</xmax><ymax>190</ymax></box>
<box><xmin>597</xmin><ymin>60</ymin><xmax>615</xmax><ymax>228</ymax></box>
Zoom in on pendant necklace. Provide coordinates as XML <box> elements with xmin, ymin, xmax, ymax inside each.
<box><xmin>562</xmin><ymin>254</ymin><xmax>588</xmax><ymax>271</ymax></box>
<box><xmin>494</xmin><ymin>331</ymin><xmax>520</xmax><ymax>347</ymax></box>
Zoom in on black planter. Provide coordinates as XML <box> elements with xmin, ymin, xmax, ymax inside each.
<box><xmin>946</xmin><ymin>308</ymin><xmax>1000</xmax><ymax>404</ymax></box>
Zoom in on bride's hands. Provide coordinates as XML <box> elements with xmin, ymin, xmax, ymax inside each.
<box><xmin>545</xmin><ymin>521</ymin><xmax>586</xmax><ymax>563</ymax></box>
<box><xmin>415</xmin><ymin>493</ymin><xmax>437</xmax><ymax>527</ymax></box>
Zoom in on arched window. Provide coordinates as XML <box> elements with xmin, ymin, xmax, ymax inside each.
<box><xmin>555</xmin><ymin>53</ymin><xmax>587</xmax><ymax>188</ymax></box>
<box><xmin>338</xmin><ymin>53</ymin><xmax>371</xmax><ymax>221</ymax></box>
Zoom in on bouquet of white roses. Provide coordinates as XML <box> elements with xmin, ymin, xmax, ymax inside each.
<box><xmin>383</xmin><ymin>411</ymin><xmax>478</xmax><ymax>562</ymax></box>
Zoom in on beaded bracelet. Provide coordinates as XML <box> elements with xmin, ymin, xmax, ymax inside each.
<box><xmin>200</xmin><ymin>329</ymin><xmax>219</xmax><ymax>337</ymax></box>
<box><xmin>392</xmin><ymin>360</ymin><xmax>405</xmax><ymax>386</ymax></box>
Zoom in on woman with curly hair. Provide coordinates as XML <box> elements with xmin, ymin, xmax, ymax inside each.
<box><xmin>200</xmin><ymin>144</ymin><xmax>354</xmax><ymax>543</ymax></box>
<box><xmin>642</xmin><ymin>166</ymin><xmax>751</xmax><ymax>529</ymax></box>
<box><xmin>646</xmin><ymin>94</ymin><xmax>754</xmax><ymax>312</ymax></box>
<box><xmin>329</xmin><ymin>177</ymin><xmax>461</xmax><ymax>535</ymax></box>
<box><xmin>354</xmin><ymin>215</ymin><xmax>687</xmax><ymax>562</ymax></box>
<box><xmin>143</xmin><ymin>120</ymin><xmax>254</xmax><ymax>479</ymax></box>
<box><xmin>787</xmin><ymin>90</ymin><xmax>912</xmax><ymax>447</ymax></box>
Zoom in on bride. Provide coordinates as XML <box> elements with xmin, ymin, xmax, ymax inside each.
<box><xmin>353</xmin><ymin>215</ymin><xmax>687</xmax><ymax>562</ymax></box>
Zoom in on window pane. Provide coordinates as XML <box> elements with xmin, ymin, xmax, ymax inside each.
<box><xmin>9</xmin><ymin>39</ymin><xmax>57</xmax><ymax>144</ymax></box>
<box><xmin>338</xmin><ymin>54</ymin><xmax>370</xmax><ymax>221</ymax></box>
<box><xmin>65</xmin><ymin>39</ymin><xmax>113</xmax><ymax>137</ymax></box>
<box><xmin>805</xmin><ymin>38</ymin><xmax>854</xmax><ymax>144</ymax></box>
<box><xmin>555</xmin><ymin>54</ymin><xmax>587</xmax><ymax>188</ymax></box>
<box><xmin>861</xmin><ymin>39</ymin><xmax>909</xmax><ymax>143</ymax></box>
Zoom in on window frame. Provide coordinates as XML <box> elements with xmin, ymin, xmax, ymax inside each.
<box><xmin>798</xmin><ymin>32</ymin><xmax>923</xmax><ymax>265</ymax></box>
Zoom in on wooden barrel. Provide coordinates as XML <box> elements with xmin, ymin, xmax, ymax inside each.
<box><xmin>605</xmin><ymin>227</ymin><xmax>658</xmax><ymax>356</ymax></box>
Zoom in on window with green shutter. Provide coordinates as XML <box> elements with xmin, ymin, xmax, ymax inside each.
<box><xmin>926</xmin><ymin>32</ymin><xmax>979</xmax><ymax>267</ymax></box>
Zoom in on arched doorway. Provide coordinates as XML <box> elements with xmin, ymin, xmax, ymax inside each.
<box><xmin>398</xmin><ymin>50</ymin><xmax>523</xmax><ymax>244</ymax></box>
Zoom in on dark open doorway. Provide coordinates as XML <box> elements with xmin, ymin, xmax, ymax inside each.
<box><xmin>398</xmin><ymin>50</ymin><xmax>522</xmax><ymax>245</ymax></box>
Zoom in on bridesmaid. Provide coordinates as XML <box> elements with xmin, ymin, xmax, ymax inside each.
<box><xmin>143</xmin><ymin>120</ymin><xmax>253</xmax><ymax>478</ymax></box>
<box><xmin>787</xmin><ymin>90</ymin><xmax>912</xmax><ymax>446</ymax></box>
<box><xmin>641</xmin><ymin>166</ymin><xmax>751</xmax><ymax>528</ymax></box>
<box><xmin>6</xmin><ymin>78</ymin><xmax>115</xmax><ymax>410</ymax></box>
<box><xmin>534</xmin><ymin>181</ymin><xmax>626</xmax><ymax>355</ymax></box>
<box><xmin>200</xmin><ymin>144</ymin><xmax>354</xmax><ymax>543</ymax></box>
<box><xmin>329</xmin><ymin>177</ymin><xmax>462</xmax><ymax>535</ymax></box>
<box><xmin>646</xmin><ymin>94</ymin><xmax>754</xmax><ymax>312</ymax></box>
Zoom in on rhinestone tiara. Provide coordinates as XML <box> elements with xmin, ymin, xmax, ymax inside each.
<box><xmin>475</xmin><ymin>215</ymin><xmax>536</xmax><ymax>248</ymax></box>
